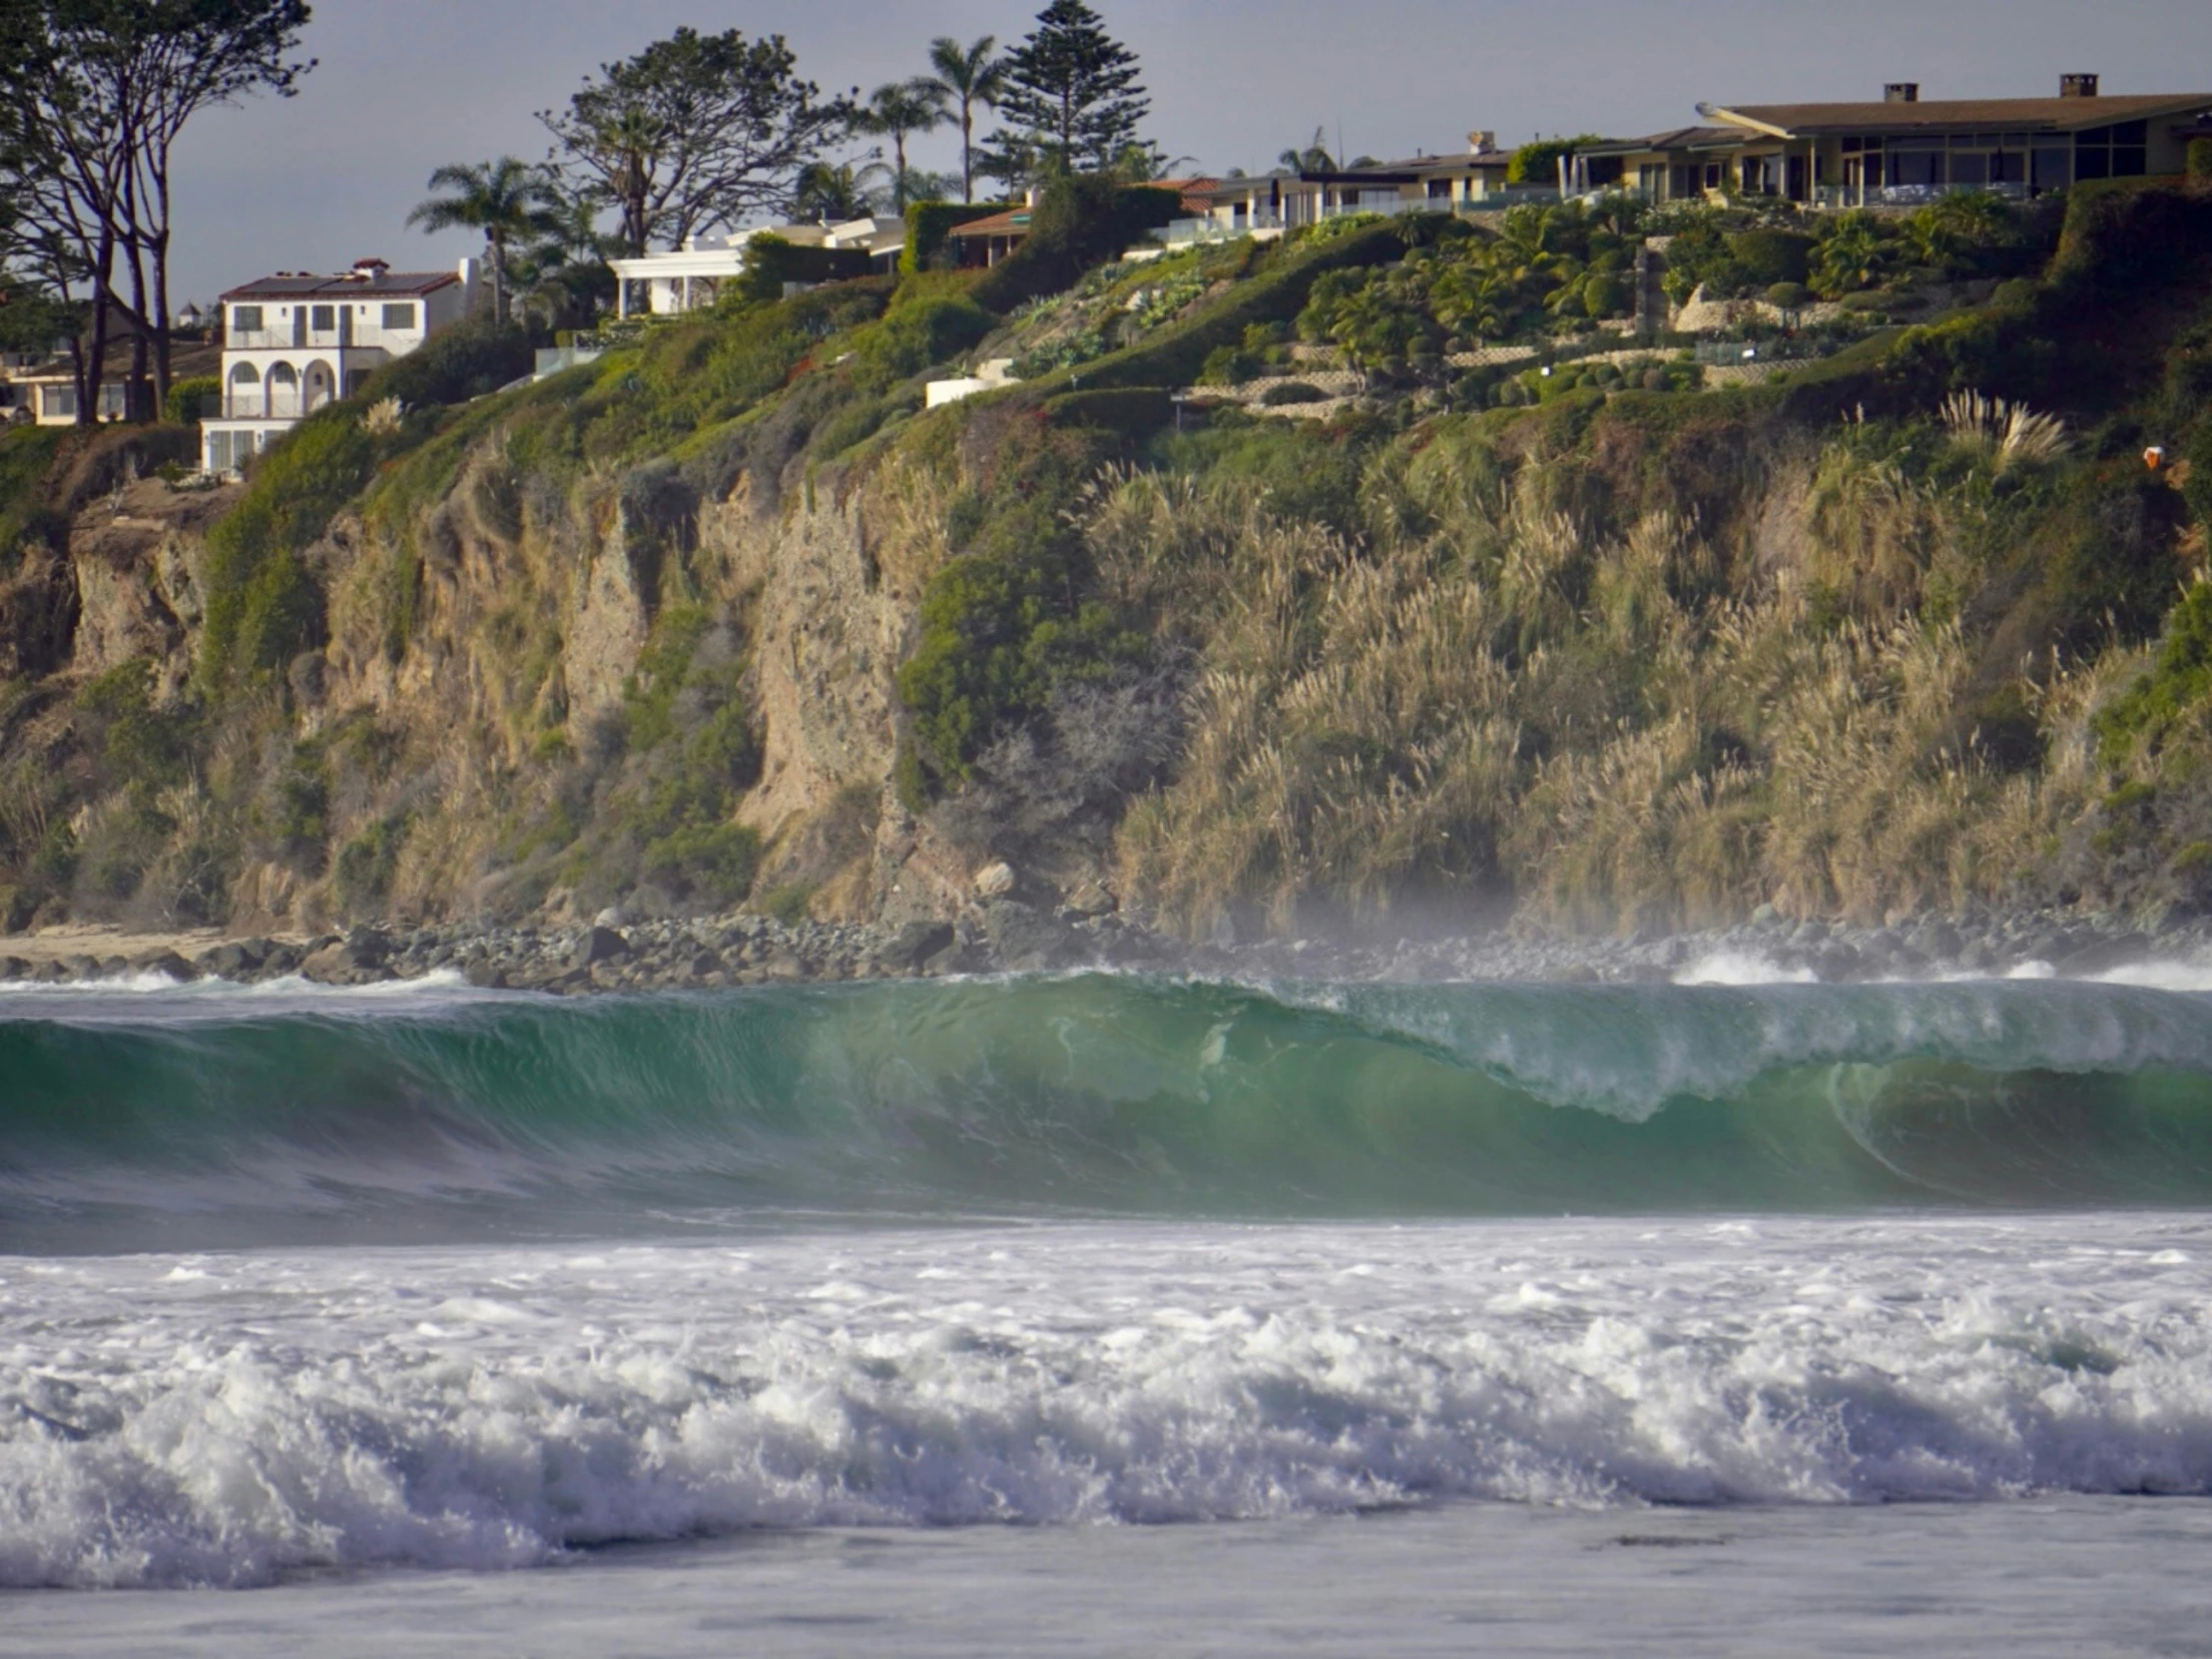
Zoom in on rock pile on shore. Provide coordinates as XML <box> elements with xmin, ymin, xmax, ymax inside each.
<box><xmin>1</xmin><ymin>902</ymin><xmax>2206</xmax><ymax>992</ymax></box>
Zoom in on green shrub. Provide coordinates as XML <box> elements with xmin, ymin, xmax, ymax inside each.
<box><xmin>2096</xmin><ymin>581</ymin><xmax>2212</xmax><ymax>767</ymax></box>
<box><xmin>1199</xmin><ymin>343</ymin><xmax>1263</xmax><ymax>385</ymax></box>
<box><xmin>198</xmin><ymin>410</ymin><xmax>374</xmax><ymax>688</ymax></box>
<box><xmin>333</xmin><ymin>815</ymin><xmax>409</xmax><ymax>912</ymax></box>
<box><xmin>362</xmin><ymin>320</ymin><xmax>531</xmax><ymax>409</ymax></box>
<box><xmin>1765</xmin><ymin>281</ymin><xmax>1809</xmax><ymax>311</ymax></box>
<box><xmin>968</xmin><ymin>177</ymin><xmax>1183</xmax><ymax>314</ymax></box>
<box><xmin>0</xmin><ymin>424</ymin><xmax>69</xmax><ymax>573</ymax></box>
<box><xmin>895</xmin><ymin>424</ymin><xmax>1144</xmax><ymax>779</ymax></box>
<box><xmin>1041</xmin><ymin>386</ymin><xmax>1175</xmax><ymax>437</ymax></box>
<box><xmin>849</xmin><ymin>292</ymin><xmax>995</xmax><ymax>393</ymax></box>
<box><xmin>1260</xmin><ymin>380</ymin><xmax>1328</xmax><ymax>406</ymax></box>
<box><xmin>1048</xmin><ymin>221</ymin><xmax>1404</xmax><ymax>396</ymax></box>
<box><xmin>1729</xmin><ymin>230</ymin><xmax>1816</xmax><ymax>288</ymax></box>
<box><xmin>642</xmin><ymin>822</ymin><xmax>763</xmax><ymax>903</ymax></box>
<box><xmin>163</xmin><ymin>376</ymin><xmax>221</xmax><ymax>426</ymax></box>
<box><xmin>78</xmin><ymin>659</ymin><xmax>197</xmax><ymax>790</ymax></box>
<box><xmin>2188</xmin><ymin>137</ymin><xmax>2212</xmax><ymax>181</ymax></box>
<box><xmin>761</xmin><ymin>881</ymin><xmax>816</xmax><ymax>924</ymax></box>
<box><xmin>732</xmin><ymin>233</ymin><xmax>875</xmax><ymax>306</ymax></box>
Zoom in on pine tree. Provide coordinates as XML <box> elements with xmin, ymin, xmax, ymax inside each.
<box><xmin>994</xmin><ymin>0</ymin><xmax>1149</xmax><ymax>176</ymax></box>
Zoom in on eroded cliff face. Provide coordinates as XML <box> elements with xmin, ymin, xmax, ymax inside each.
<box><xmin>0</xmin><ymin>415</ymin><xmax>998</xmax><ymax>936</ymax></box>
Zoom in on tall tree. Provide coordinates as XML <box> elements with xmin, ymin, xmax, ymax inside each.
<box><xmin>995</xmin><ymin>0</ymin><xmax>1149</xmax><ymax>176</ymax></box>
<box><xmin>794</xmin><ymin>161</ymin><xmax>876</xmax><ymax>222</ymax></box>
<box><xmin>540</xmin><ymin>28</ymin><xmax>853</xmax><ymax>257</ymax></box>
<box><xmin>0</xmin><ymin>0</ymin><xmax>314</xmax><ymax>419</ymax></box>
<box><xmin>855</xmin><ymin>80</ymin><xmax>948</xmax><ymax>217</ymax></box>
<box><xmin>406</xmin><ymin>157</ymin><xmax>557</xmax><ymax>324</ymax></box>
<box><xmin>924</xmin><ymin>36</ymin><xmax>1007</xmax><ymax>204</ymax></box>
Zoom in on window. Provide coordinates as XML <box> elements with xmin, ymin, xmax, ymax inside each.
<box><xmin>381</xmin><ymin>301</ymin><xmax>417</xmax><ymax>330</ymax></box>
<box><xmin>310</xmin><ymin>304</ymin><xmax>335</xmax><ymax>331</ymax></box>
<box><xmin>208</xmin><ymin>430</ymin><xmax>234</xmax><ymax>473</ymax></box>
<box><xmin>2033</xmin><ymin>147</ymin><xmax>2073</xmax><ymax>190</ymax></box>
<box><xmin>42</xmin><ymin>384</ymin><xmax>77</xmax><ymax>418</ymax></box>
<box><xmin>233</xmin><ymin>304</ymin><xmax>263</xmax><ymax>333</ymax></box>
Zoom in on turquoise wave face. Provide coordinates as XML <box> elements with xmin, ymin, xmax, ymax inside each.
<box><xmin>7</xmin><ymin>974</ymin><xmax>2212</xmax><ymax>1249</ymax></box>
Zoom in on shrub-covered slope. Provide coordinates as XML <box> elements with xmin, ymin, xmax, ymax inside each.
<box><xmin>2</xmin><ymin>178</ymin><xmax>2210</xmax><ymax>940</ymax></box>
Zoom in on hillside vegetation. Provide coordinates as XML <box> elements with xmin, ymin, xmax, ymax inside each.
<box><xmin>3</xmin><ymin>176</ymin><xmax>2211</xmax><ymax>941</ymax></box>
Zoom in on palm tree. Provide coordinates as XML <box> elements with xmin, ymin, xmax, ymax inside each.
<box><xmin>405</xmin><ymin>157</ymin><xmax>557</xmax><ymax>324</ymax></box>
<box><xmin>1279</xmin><ymin>128</ymin><xmax>1337</xmax><ymax>174</ymax></box>
<box><xmin>795</xmin><ymin>161</ymin><xmax>877</xmax><ymax>222</ymax></box>
<box><xmin>856</xmin><ymin>80</ymin><xmax>950</xmax><ymax>217</ymax></box>
<box><xmin>924</xmin><ymin>36</ymin><xmax>1007</xmax><ymax>204</ymax></box>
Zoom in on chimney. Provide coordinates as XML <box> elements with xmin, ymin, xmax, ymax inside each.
<box><xmin>351</xmin><ymin>257</ymin><xmax>389</xmax><ymax>280</ymax></box>
<box><xmin>1885</xmin><ymin>83</ymin><xmax>1921</xmax><ymax>104</ymax></box>
<box><xmin>1467</xmin><ymin>130</ymin><xmax>1496</xmax><ymax>156</ymax></box>
<box><xmin>2060</xmin><ymin>73</ymin><xmax>2100</xmax><ymax>99</ymax></box>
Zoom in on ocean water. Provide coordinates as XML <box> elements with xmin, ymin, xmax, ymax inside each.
<box><xmin>8</xmin><ymin>966</ymin><xmax>2212</xmax><ymax>1653</ymax></box>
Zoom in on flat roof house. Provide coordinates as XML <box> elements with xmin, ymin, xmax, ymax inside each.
<box><xmin>3</xmin><ymin>331</ymin><xmax>222</xmax><ymax>427</ymax></box>
<box><xmin>1179</xmin><ymin>137</ymin><xmax>1531</xmax><ymax>245</ymax></box>
<box><xmin>1589</xmin><ymin>76</ymin><xmax>2212</xmax><ymax>207</ymax></box>
<box><xmin>609</xmin><ymin>218</ymin><xmax>907</xmax><ymax>317</ymax></box>
<box><xmin>201</xmin><ymin>258</ymin><xmax>478</xmax><ymax>475</ymax></box>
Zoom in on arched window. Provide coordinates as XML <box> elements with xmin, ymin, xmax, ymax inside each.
<box><xmin>229</xmin><ymin>359</ymin><xmax>262</xmax><ymax>417</ymax></box>
<box><xmin>266</xmin><ymin>361</ymin><xmax>299</xmax><ymax>417</ymax></box>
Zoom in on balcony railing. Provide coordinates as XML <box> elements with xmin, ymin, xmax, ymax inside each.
<box><xmin>212</xmin><ymin>396</ymin><xmax>305</xmax><ymax>420</ymax></box>
<box><xmin>225</xmin><ymin>325</ymin><xmax>403</xmax><ymax>352</ymax></box>
<box><xmin>1809</xmin><ymin>181</ymin><xmax>2035</xmax><ymax>211</ymax></box>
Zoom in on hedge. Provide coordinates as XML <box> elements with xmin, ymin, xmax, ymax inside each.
<box><xmin>903</xmin><ymin>202</ymin><xmax>1007</xmax><ymax>274</ymax></box>
<box><xmin>1040</xmin><ymin>386</ymin><xmax>1175</xmax><ymax>437</ymax></box>
<box><xmin>968</xmin><ymin>177</ymin><xmax>1185</xmax><ymax>314</ymax></box>
<box><xmin>735</xmin><ymin>234</ymin><xmax>877</xmax><ymax>305</ymax></box>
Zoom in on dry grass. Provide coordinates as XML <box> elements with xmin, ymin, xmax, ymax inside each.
<box><xmin>1105</xmin><ymin>407</ymin><xmax>2116</xmax><ymax>937</ymax></box>
<box><xmin>1941</xmin><ymin>389</ymin><xmax>2070</xmax><ymax>471</ymax></box>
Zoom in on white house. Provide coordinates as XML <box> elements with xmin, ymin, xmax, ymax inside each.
<box><xmin>200</xmin><ymin>257</ymin><xmax>478</xmax><ymax>475</ymax></box>
<box><xmin>610</xmin><ymin>218</ymin><xmax>906</xmax><ymax>318</ymax></box>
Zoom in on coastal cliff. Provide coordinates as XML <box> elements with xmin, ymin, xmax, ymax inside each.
<box><xmin>3</xmin><ymin>179</ymin><xmax>2211</xmax><ymax>952</ymax></box>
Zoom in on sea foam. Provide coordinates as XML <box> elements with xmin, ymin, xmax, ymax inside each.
<box><xmin>6</xmin><ymin>1218</ymin><xmax>2212</xmax><ymax>1588</ymax></box>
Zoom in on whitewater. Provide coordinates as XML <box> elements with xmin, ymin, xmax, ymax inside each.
<box><xmin>9</xmin><ymin>967</ymin><xmax>2212</xmax><ymax>1654</ymax></box>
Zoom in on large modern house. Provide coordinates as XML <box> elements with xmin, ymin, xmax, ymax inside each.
<box><xmin>200</xmin><ymin>258</ymin><xmax>478</xmax><ymax>475</ymax></box>
<box><xmin>1575</xmin><ymin>77</ymin><xmax>2212</xmax><ymax>206</ymax></box>
<box><xmin>1164</xmin><ymin>78</ymin><xmax>2212</xmax><ymax>242</ymax></box>
<box><xmin>609</xmin><ymin>218</ymin><xmax>907</xmax><ymax>318</ymax></box>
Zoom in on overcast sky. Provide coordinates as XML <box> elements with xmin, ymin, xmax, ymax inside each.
<box><xmin>166</xmin><ymin>0</ymin><xmax>2210</xmax><ymax>302</ymax></box>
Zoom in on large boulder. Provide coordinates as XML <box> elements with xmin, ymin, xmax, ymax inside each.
<box><xmin>569</xmin><ymin>925</ymin><xmax>632</xmax><ymax>969</ymax></box>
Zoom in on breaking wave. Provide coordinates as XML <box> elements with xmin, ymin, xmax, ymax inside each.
<box><xmin>6</xmin><ymin>972</ymin><xmax>2212</xmax><ymax>1248</ymax></box>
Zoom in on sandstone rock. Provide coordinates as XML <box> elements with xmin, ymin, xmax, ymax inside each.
<box><xmin>300</xmin><ymin>941</ymin><xmax>373</xmax><ymax>984</ymax></box>
<box><xmin>973</xmin><ymin>861</ymin><xmax>1017</xmax><ymax>899</ymax></box>
<box><xmin>131</xmin><ymin>949</ymin><xmax>196</xmax><ymax>981</ymax></box>
<box><xmin>882</xmin><ymin>920</ymin><xmax>955</xmax><ymax>972</ymax></box>
<box><xmin>197</xmin><ymin>938</ymin><xmax>270</xmax><ymax>978</ymax></box>
<box><xmin>1067</xmin><ymin>880</ymin><xmax>1115</xmax><ymax>917</ymax></box>
<box><xmin>570</xmin><ymin>925</ymin><xmax>632</xmax><ymax>968</ymax></box>
<box><xmin>984</xmin><ymin>900</ymin><xmax>1083</xmax><ymax>971</ymax></box>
